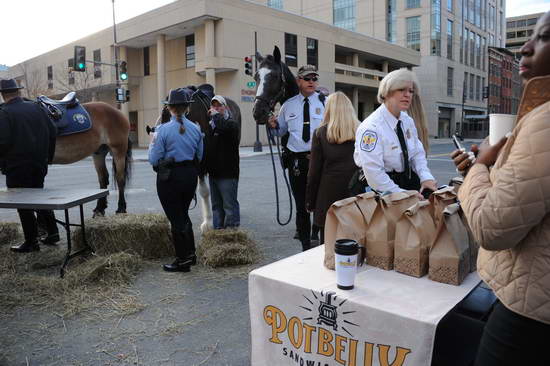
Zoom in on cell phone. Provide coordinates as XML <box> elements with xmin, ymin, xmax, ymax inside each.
<box><xmin>421</xmin><ymin>188</ymin><xmax>433</xmax><ymax>199</ymax></box>
<box><xmin>452</xmin><ymin>134</ymin><xmax>464</xmax><ymax>150</ymax></box>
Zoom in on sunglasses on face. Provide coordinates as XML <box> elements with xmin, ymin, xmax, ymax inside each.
<box><xmin>301</xmin><ymin>76</ymin><xmax>318</xmax><ymax>82</ymax></box>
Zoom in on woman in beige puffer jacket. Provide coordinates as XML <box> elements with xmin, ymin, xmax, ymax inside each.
<box><xmin>457</xmin><ymin>11</ymin><xmax>550</xmax><ymax>366</ymax></box>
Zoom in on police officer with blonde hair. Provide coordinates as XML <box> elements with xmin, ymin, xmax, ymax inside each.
<box><xmin>268</xmin><ymin>65</ymin><xmax>325</xmax><ymax>251</ymax></box>
<box><xmin>354</xmin><ymin>68</ymin><xmax>437</xmax><ymax>197</ymax></box>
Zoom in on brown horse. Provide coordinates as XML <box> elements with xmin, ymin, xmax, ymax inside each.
<box><xmin>52</xmin><ymin>102</ymin><xmax>132</xmax><ymax>217</ymax></box>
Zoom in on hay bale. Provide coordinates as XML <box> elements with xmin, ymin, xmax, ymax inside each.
<box><xmin>0</xmin><ymin>222</ymin><xmax>22</xmax><ymax>246</ymax></box>
<box><xmin>198</xmin><ymin>229</ymin><xmax>260</xmax><ymax>268</ymax></box>
<box><xmin>72</xmin><ymin>214</ymin><xmax>173</xmax><ymax>259</ymax></box>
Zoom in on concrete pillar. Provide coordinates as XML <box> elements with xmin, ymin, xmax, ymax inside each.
<box><xmin>204</xmin><ymin>19</ymin><xmax>216</xmax><ymax>89</ymax></box>
<box><xmin>157</xmin><ymin>34</ymin><xmax>166</xmax><ymax>113</ymax></box>
<box><xmin>352</xmin><ymin>53</ymin><xmax>360</xmax><ymax>67</ymax></box>
<box><xmin>382</xmin><ymin>61</ymin><xmax>389</xmax><ymax>73</ymax></box>
<box><xmin>352</xmin><ymin>87</ymin><xmax>359</xmax><ymax>117</ymax></box>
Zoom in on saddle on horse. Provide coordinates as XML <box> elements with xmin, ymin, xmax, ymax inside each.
<box><xmin>37</xmin><ymin>92</ymin><xmax>92</xmax><ymax>136</ymax></box>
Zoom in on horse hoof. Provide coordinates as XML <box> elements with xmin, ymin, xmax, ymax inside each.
<box><xmin>200</xmin><ymin>221</ymin><xmax>212</xmax><ymax>234</ymax></box>
<box><xmin>93</xmin><ymin>210</ymin><xmax>105</xmax><ymax>218</ymax></box>
<box><xmin>116</xmin><ymin>209</ymin><xmax>127</xmax><ymax>214</ymax></box>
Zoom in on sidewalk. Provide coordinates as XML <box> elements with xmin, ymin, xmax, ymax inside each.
<box><xmin>100</xmin><ymin>138</ymin><xmax>484</xmax><ymax>162</ymax></box>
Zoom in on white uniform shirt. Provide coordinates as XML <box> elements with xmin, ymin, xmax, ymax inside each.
<box><xmin>353</xmin><ymin>103</ymin><xmax>434</xmax><ymax>193</ymax></box>
<box><xmin>271</xmin><ymin>92</ymin><xmax>324</xmax><ymax>153</ymax></box>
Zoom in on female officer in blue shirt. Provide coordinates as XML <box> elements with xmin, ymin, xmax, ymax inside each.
<box><xmin>149</xmin><ymin>88</ymin><xmax>204</xmax><ymax>272</ymax></box>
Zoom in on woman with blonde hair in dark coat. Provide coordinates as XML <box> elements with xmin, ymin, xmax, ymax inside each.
<box><xmin>305</xmin><ymin>91</ymin><xmax>359</xmax><ymax>246</ymax></box>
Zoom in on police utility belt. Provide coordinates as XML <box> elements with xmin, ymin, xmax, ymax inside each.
<box><xmin>348</xmin><ymin>169</ymin><xmax>421</xmax><ymax>196</ymax></box>
<box><xmin>281</xmin><ymin>149</ymin><xmax>310</xmax><ymax>176</ymax></box>
<box><xmin>155</xmin><ymin>158</ymin><xmax>194</xmax><ymax>181</ymax></box>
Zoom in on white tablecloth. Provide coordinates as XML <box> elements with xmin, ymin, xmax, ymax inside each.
<box><xmin>249</xmin><ymin>245</ymin><xmax>480</xmax><ymax>366</ymax></box>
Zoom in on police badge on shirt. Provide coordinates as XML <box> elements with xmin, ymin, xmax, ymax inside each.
<box><xmin>360</xmin><ymin>130</ymin><xmax>378</xmax><ymax>152</ymax></box>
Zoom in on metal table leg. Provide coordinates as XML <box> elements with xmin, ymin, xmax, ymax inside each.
<box><xmin>59</xmin><ymin>204</ymin><xmax>94</xmax><ymax>278</ymax></box>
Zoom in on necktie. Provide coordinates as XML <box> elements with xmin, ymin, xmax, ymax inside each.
<box><xmin>396</xmin><ymin>120</ymin><xmax>411</xmax><ymax>178</ymax></box>
<box><xmin>302</xmin><ymin>97</ymin><xmax>310</xmax><ymax>143</ymax></box>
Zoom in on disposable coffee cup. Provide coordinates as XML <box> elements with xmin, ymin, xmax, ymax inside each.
<box><xmin>489</xmin><ymin>114</ymin><xmax>515</xmax><ymax>145</ymax></box>
<box><xmin>334</xmin><ymin>239</ymin><xmax>364</xmax><ymax>290</ymax></box>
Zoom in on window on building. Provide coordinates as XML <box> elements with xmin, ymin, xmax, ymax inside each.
<box><xmin>93</xmin><ymin>49</ymin><xmax>101</xmax><ymax>79</ymax></box>
<box><xmin>489</xmin><ymin>34</ymin><xmax>494</xmax><ymax>46</ymax></box>
<box><xmin>482</xmin><ymin>37</ymin><xmax>486</xmax><ymax>71</ymax></box>
<box><xmin>447</xmin><ymin>19</ymin><xmax>453</xmax><ymax>60</ymax></box>
<box><xmin>468</xmin><ymin>0</ymin><xmax>474</xmax><ymax>24</ymax></box>
<box><xmin>68</xmin><ymin>58</ymin><xmax>75</xmax><ymax>85</ymax></box>
<box><xmin>333</xmin><ymin>0</ymin><xmax>356</xmax><ymax>31</ymax></box>
<box><xmin>476</xmin><ymin>75</ymin><xmax>481</xmax><ymax>100</ymax></box>
<box><xmin>489</xmin><ymin>5</ymin><xmax>495</xmax><ymax>31</ymax></box>
<box><xmin>482</xmin><ymin>76</ymin><xmax>485</xmax><ymax>99</ymax></box>
<box><xmin>387</xmin><ymin>0</ymin><xmax>396</xmax><ymax>43</ymax></box>
<box><xmin>516</xmin><ymin>19</ymin><xmax>526</xmax><ymax>27</ymax></box>
<box><xmin>47</xmin><ymin>65</ymin><xmax>53</xmax><ymax>89</ymax></box>
<box><xmin>476</xmin><ymin>34</ymin><xmax>481</xmax><ymax>69</ymax></box>
<box><xmin>516</xmin><ymin>30</ymin><xmax>527</xmax><ymax>38</ymax></box>
<box><xmin>507</xmin><ymin>21</ymin><xmax>516</xmax><ymax>28</ymax></box>
<box><xmin>498</xmin><ymin>10</ymin><xmax>503</xmax><ymax>37</ymax></box>
<box><xmin>470</xmin><ymin>73</ymin><xmax>475</xmax><ymax>100</ymax></box>
<box><xmin>431</xmin><ymin>0</ymin><xmax>441</xmax><ymax>56</ymax></box>
<box><xmin>459</xmin><ymin>25</ymin><xmax>464</xmax><ymax>63</ymax></box>
<box><xmin>475</xmin><ymin>0</ymin><xmax>481</xmax><ymax>27</ymax></box>
<box><xmin>464</xmin><ymin>72</ymin><xmax>468</xmax><ymax>100</ymax></box>
<box><xmin>186</xmin><ymin>34</ymin><xmax>195</xmax><ymax>68</ymax></box>
<box><xmin>527</xmin><ymin>17</ymin><xmax>538</xmax><ymax>26</ymax></box>
<box><xmin>527</xmin><ymin>29</ymin><xmax>533</xmax><ymax>36</ymax></box>
<box><xmin>507</xmin><ymin>31</ymin><xmax>516</xmax><ymax>39</ymax></box>
<box><xmin>267</xmin><ymin>0</ymin><xmax>283</xmax><ymax>9</ymax></box>
<box><xmin>447</xmin><ymin>67</ymin><xmax>454</xmax><ymax>96</ymax></box>
<box><xmin>285</xmin><ymin>33</ymin><xmax>298</xmax><ymax>67</ymax></box>
<box><xmin>143</xmin><ymin>46</ymin><xmax>150</xmax><ymax>76</ymax></box>
<box><xmin>306</xmin><ymin>38</ymin><xmax>318</xmax><ymax>67</ymax></box>
<box><xmin>406</xmin><ymin>16</ymin><xmax>421</xmax><ymax>52</ymax></box>
<box><xmin>407</xmin><ymin>0</ymin><xmax>420</xmax><ymax>9</ymax></box>
<box><xmin>447</xmin><ymin>0</ymin><xmax>452</xmax><ymax>12</ymax></box>
<box><xmin>481</xmin><ymin>0</ymin><xmax>486</xmax><ymax>30</ymax></box>
<box><xmin>470</xmin><ymin>31</ymin><xmax>475</xmax><ymax>66</ymax></box>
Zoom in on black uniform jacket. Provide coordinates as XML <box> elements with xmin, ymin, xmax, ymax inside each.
<box><xmin>0</xmin><ymin>97</ymin><xmax>57</xmax><ymax>187</ymax></box>
<box><xmin>205</xmin><ymin>113</ymin><xmax>240</xmax><ymax>179</ymax></box>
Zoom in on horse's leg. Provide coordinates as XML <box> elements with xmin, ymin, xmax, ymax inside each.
<box><xmin>92</xmin><ymin>146</ymin><xmax>110</xmax><ymax>217</ymax></box>
<box><xmin>198</xmin><ymin>175</ymin><xmax>212</xmax><ymax>233</ymax></box>
<box><xmin>111</xmin><ymin>145</ymin><xmax>130</xmax><ymax>214</ymax></box>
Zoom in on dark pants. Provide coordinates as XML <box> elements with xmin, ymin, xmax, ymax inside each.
<box><xmin>288</xmin><ymin>156</ymin><xmax>310</xmax><ymax>246</ymax></box>
<box><xmin>209</xmin><ymin>177</ymin><xmax>240</xmax><ymax>229</ymax></box>
<box><xmin>6</xmin><ymin>166</ymin><xmax>58</xmax><ymax>243</ymax></box>
<box><xmin>474</xmin><ymin>300</ymin><xmax>550</xmax><ymax>366</ymax></box>
<box><xmin>156</xmin><ymin>165</ymin><xmax>198</xmax><ymax>259</ymax></box>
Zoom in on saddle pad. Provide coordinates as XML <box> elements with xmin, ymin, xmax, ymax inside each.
<box><xmin>56</xmin><ymin>104</ymin><xmax>92</xmax><ymax>136</ymax></box>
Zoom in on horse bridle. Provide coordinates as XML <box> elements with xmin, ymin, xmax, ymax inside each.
<box><xmin>190</xmin><ymin>90</ymin><xmax>211</xmax><ymax>115</ymax></box>
<box><xmin>254</xmin><ymin>63</ymin><xmax>287</xmax><ymax>114</ymax></box>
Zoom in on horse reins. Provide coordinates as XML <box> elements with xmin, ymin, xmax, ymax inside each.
<box><xmin>256</xmin><ymin>64</ymin><xmax>294</xmax><ymax>226</ymax></box>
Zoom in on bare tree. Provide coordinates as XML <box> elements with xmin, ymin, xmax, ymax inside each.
<box><xmin>18</xmin><ymin>62</ymin><xmax>49</xmax><ymax>99</ymax></box>
<box><xmin>53</xmin><ymin>62</ymin><xmax>113</xmax><ymax>103</ymax></box>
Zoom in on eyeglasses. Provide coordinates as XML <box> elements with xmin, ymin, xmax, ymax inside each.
<box><xmin>301</xmin><ymin>76</ymin><xmax>318</xmax><ymax>82</ymax></box>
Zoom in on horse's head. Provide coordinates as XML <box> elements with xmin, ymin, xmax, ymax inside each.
<box><xmin>253</xmin><ymin>46</ymin><xmax>299</xmax><ymax>125</ymax></box>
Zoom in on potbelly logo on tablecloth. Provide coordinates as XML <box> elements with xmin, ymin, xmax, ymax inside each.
<box><xmin>263</xmin><ymin>290</ymin><xmax>412</xmax><ymax>366</ymax></box>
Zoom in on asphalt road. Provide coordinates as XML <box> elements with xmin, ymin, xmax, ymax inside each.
<box><xmin>0</xmin><ymin>141</ymin><xmax>469</xmax><ymax>365</ymax></box>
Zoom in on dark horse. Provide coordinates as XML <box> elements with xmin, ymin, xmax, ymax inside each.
<box><xmin>150</xmin><ymin>84</ymin><xmax>241</xmax><ymax>232</ymax></box>
<box><xmin>52</xmin><ymin>102</ymin><xmax>131</xmax><ymax>217</ymax></box>
<box><xmin>252</xmin><ymin>46</ymin><xmax>299</xmax><ymax>125</ymax></box>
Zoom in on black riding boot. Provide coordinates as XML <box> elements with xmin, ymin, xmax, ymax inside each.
<box><xmin>163</xmin><ymin>229</ymin><xmax>191</xmax><ymax>272</ymax></box>
<box><xmin>184</xmin><ymin>224</ymin><xmax>197</xmax><ymax>265</ymax></box>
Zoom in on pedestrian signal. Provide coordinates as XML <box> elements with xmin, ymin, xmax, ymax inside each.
<box><xmin>74</xmin><ymin>46</ymin><xmax>86</xmax><ymax>72</ymax></box>
<box><xmin>119</xmin><ymin>61</ymin><xmax>128</xmax><ymax>81</ymax></box>
<box><xmin>244</xmin><ymin>56</ymin><xmax>253</xmax><ymax>76</ymax></box>
<box><xmin>115</xmin><ymin>87</ymin><xmax>127</xmax><ymax>103</ymax></box>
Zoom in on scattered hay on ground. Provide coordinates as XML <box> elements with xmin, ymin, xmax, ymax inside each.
<box><xmin>0</xmin><ymin>222</ymin><xmax>21</xmax><ymax>246</ymax></box>
<box><xmin>72</xmin><ymin>213</ymin><xmax>173</xmax><ymax>259</ymax></box>
<box><xmin>0</xmin><ymin>246</ymin><xmax>144</xmax><ymax>318</ymax></box>
<box><xmin>197</xmin><ymin>229</ymin><xmax>260</xmax><ymax>268</ymax></box>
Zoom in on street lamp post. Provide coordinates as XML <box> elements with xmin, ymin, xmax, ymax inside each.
<box><xmin>253</xmin><ymin>31</ymin><xmax>262</xmax><ymax>152</ymax></box>
<box><xmin>112</xmin><ymin>0</ymin><xmax>120</xmax><ymax>89</ymax></box>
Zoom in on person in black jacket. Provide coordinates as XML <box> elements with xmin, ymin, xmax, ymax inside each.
<box><xmin>0</xmin><ymin>79</ymin><xmax>59</xmax><ymax>253</ymax></box>
<box><xmin>206</xmin><ymin>95</ymin><xmax>240</xmax><ymax>229</ymax></box>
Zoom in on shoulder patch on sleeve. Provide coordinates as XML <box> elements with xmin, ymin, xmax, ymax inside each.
<box><xmin>360</xmin><ymin>130</ymin><xmax>378</xmax><ymax>152</ymax></box>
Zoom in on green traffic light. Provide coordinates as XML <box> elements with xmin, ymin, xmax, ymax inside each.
<box><xmin>78</xmin><ymin>63</ymin><xmax>85</xmax><ymax>69</ymax></box>
<box><xmin>120</xmin><ymin>73</ymin><xmax>128</xmax><ymax>81</ymax></box>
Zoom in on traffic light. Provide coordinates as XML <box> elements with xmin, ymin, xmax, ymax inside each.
<box><xmin>74</xmin><ymin>46</ymin><xmax>86</xmax><ymax>72</ymax></box>
<box><xmin>115</xmin><ymin>87</ymin><xmax>126</xmax><ymax>103</ymax></box>
<box><xmin>244</xmin><ymin>56</ymin><xmax>253</xmax><ymax>76</ymax></box>
<box><xmin>125</xmin><ymin>89</ymin><xmax>130</xmax><ymax>102</ymax></box>
<box><xmin>119</xmin><ymin>61</ymin><xmax>128</xmax><ymax>81</ymax></box>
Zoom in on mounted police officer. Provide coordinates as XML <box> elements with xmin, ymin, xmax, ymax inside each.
<box><xmin>149</xmin><ymin>88</ymin><xmax>204</xmax><ymax>272</ymax></box>
<box><xmin>268</xmin><ymin>65</ymin><xmax>325</xmax><ymax>251</ymax></box>
<box><xmin>0</xmin><ymin>79</ymin><xmax>59</xmax><ymax>253</ymax></box>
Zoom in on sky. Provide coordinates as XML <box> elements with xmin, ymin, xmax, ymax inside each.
<box><xmin>1</xmin><ymin>0</ymin><xmax>549</xmax><ymax>67</ymax></box>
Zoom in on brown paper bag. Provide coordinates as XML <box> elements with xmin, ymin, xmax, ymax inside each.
<box><xmin>429</xmin><ymin>203</ymin><xmax>471</xmax><ymax>286</ymax></box>
<box><xmin>365</xmin><ymin>191</ymin><xmax>419</xmax><ymax>270</ymax></box>
<box><xmin>458</xmin><ymin>206</ymin><xmax>479</xmax><ymax>272</ymax></box>
<box><xmin>429</xmin><ymin>186</ymin><xmax>457</xmax><ymax>228</ymax></box>
<box><xmin>449</xmin><ymin>176</ymin><xmax>464</xmax><ymax>195</ymax></box>
<box><xmin>323</xmin><ymin>192</ymin><xmax>377</xmax><ymax>270</ymax></box>
<box><xmin>394</xmin><ymin>200</ymin><xmax>437</xmax><ymax>277</ymax></box>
